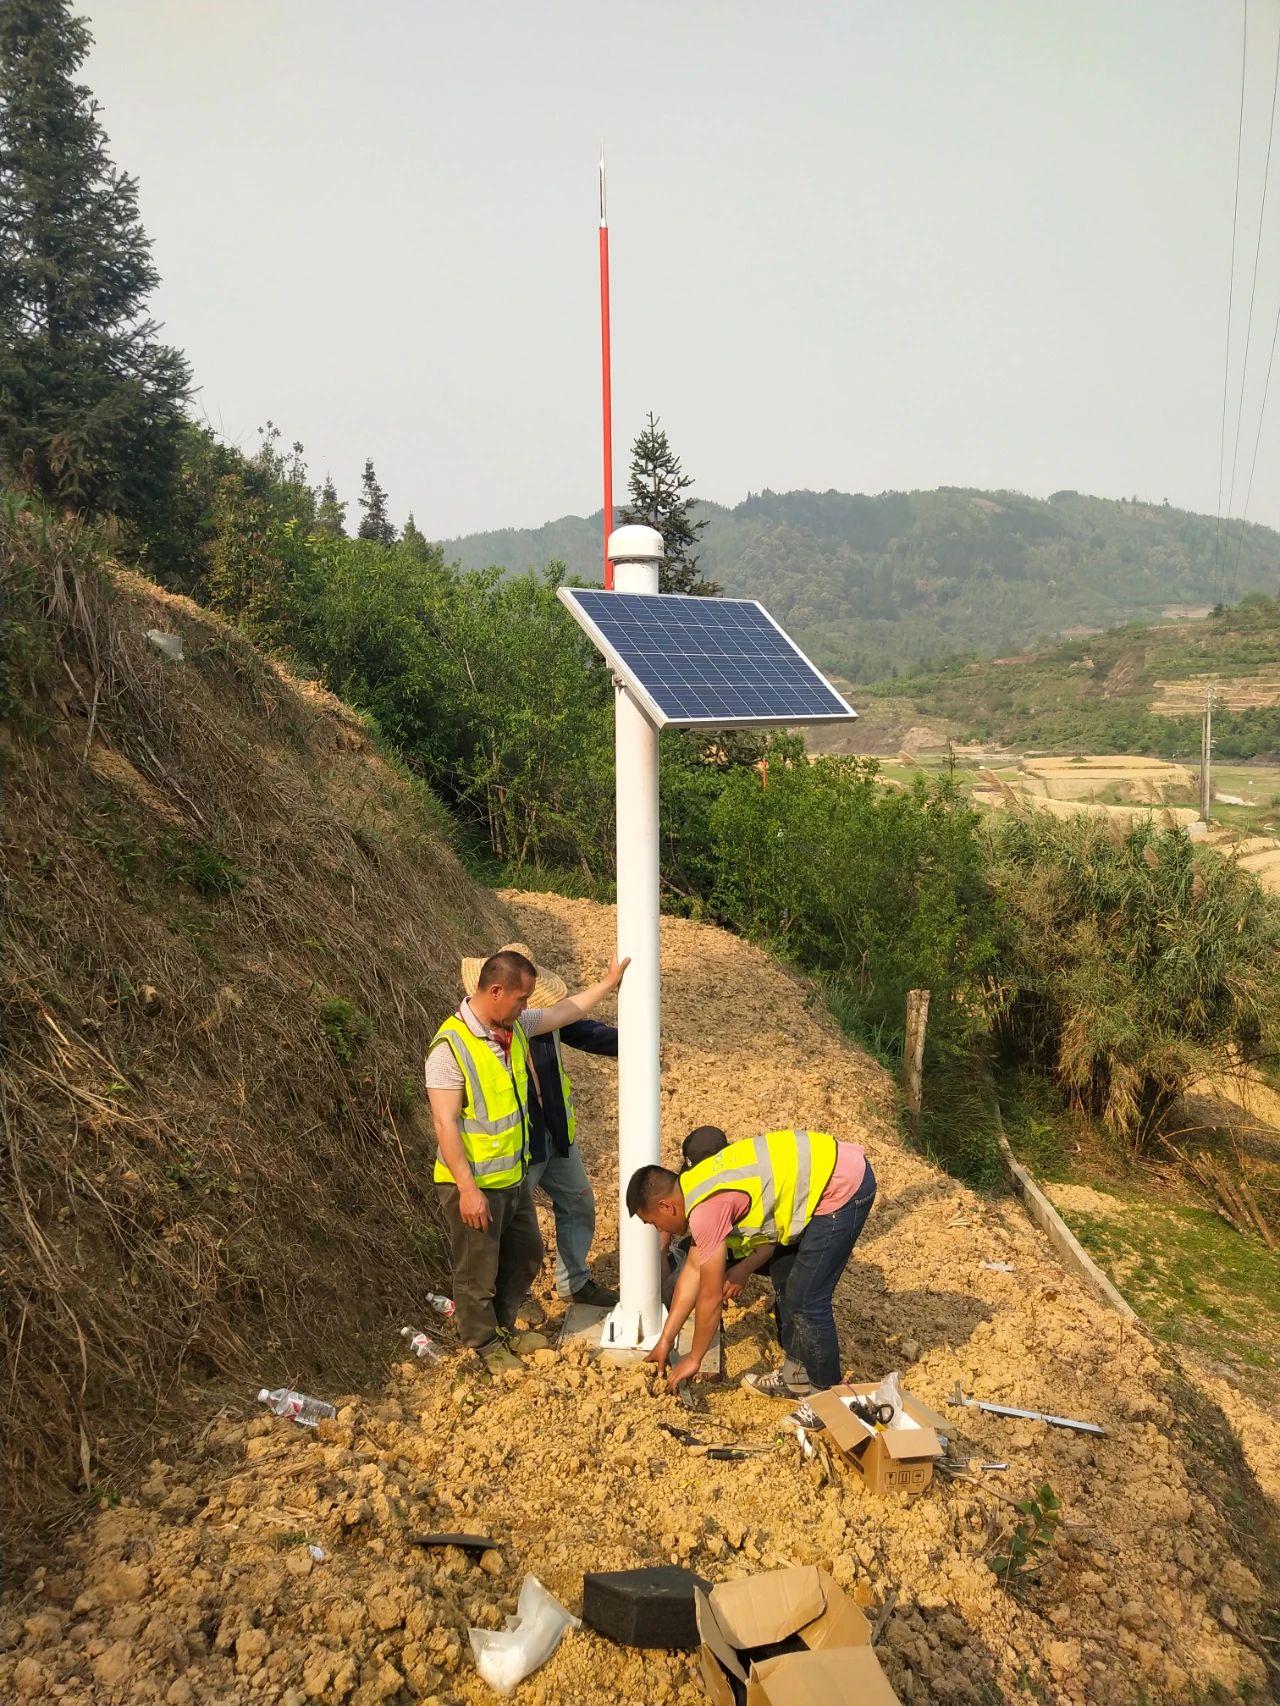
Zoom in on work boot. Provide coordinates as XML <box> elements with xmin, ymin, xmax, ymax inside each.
<box><xmin>742</xmin><ymin>1368</ymin><xmax>811</xmax><ymax>1401</ymax></box>
<box><xmin>500</xmin><ymin>1327</ymin><xmax>550</xmax><ymax>1354</ymax></box>
<box><xmin>570</xmin><ymin>1279</ymin><xmax>619</xmax><ymax>1309</ymax></box>
<box><xmin>516</xmin><ymin>1294</ymin><xmax>548</xmax><ymax>1327</ymax></box>
<box><xmin>477</xmin><ymin>1341</ymin><xmax>523</xmax><ymax>1376</ymax></box>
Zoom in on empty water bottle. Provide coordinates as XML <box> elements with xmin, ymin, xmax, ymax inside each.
<box><xmin>257</xmin><ymin>1387</ymin><xmax>336</xmax><ymax>1426</ymax></box>
<box><xmin>401</xmin><ymin>1327</ymin><xmax>444</xmax><ymax>1362</ymax></box>
<box><xmin>424</xmin><ymin>1292</ymin><xmax>456</xmax><ymax>1318</ymax></box>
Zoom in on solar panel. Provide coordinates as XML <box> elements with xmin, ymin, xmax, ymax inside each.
<box><xmin>558</xmin><ymin>590</ymin><xmax>857</xmax><ymax>730</ymax></box>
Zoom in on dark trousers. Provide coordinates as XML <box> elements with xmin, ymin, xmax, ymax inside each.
<box><xmin>767</xmin><ymin>1160</ymin><xmax>877</xmax><ymax>1390</ymax></box>
<box><xmin>436</xmin><ymin>1178</ymin><xmax>544</xmax><ymax>1350</ymax></box>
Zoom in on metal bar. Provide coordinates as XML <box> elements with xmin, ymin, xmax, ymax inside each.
<box><xmin>599</xmin><ymin>153</ymin><xmax>614</xmax><ymax>589</ymax></box>
<box><xmin>948</xmin><ymin>1382</ymin><xmax>1107</xmax><ymax>1437</ymax></box>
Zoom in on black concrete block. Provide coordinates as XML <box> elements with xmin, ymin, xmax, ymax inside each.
<box><xmin>582</xmin><ymin>1565</ymin><xmax>711</xmax><ymax>1650</ymax></box>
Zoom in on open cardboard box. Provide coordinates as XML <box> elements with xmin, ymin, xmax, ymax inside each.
<box><xmin>694</xmin><ymin>1565</ymin><xmax>901</xmax><ymax>1706</ymax></box>
<box><xmin>806</xmin><ymin>1384</ymin><xmax>949</xmax><ymax>1496</ymax></box>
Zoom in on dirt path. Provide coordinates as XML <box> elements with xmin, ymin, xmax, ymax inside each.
<box><xmin>2</xmin><ymin>894</ymin><xmax>1275</xmax><ymax>1705</ymax></box>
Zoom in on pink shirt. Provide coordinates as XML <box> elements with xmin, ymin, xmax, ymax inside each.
<box><xmin>687</xmin><ymin>1140</ymin><xmax>867</xmax><ymax>1256</ymax></box>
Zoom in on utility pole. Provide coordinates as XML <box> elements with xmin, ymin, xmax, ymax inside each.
<box><xmin>1198</xmin><ymin>683</ymin><xmax>1215</xmax><ymax>823</ymax></box>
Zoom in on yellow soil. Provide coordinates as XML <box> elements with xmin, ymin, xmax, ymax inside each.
<box><xmin>1</xmin><ymin>893</ymin><xmax>1275</xmax><ymax>1705</ymax></box>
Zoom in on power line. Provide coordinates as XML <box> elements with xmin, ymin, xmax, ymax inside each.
<box><xmin>1232</xmin><ymin>280</ymin><xmax>1280</xmax><ymax>582</ymax></box>
<box><xmin>1224</xmin><ymin>3</ymin><xmax>1280</xmax><ymax>596</ymax></box>
<box><xmin>1214</xmin><ymin>0</ymin><xmax>1249</xmax><ymax>605</ymax></box>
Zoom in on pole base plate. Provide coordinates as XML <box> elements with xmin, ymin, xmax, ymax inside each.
<box><xmin>557</xmin><ymin>1299</ymin><xmax>720</xmax><ymax>1375</ymax></box>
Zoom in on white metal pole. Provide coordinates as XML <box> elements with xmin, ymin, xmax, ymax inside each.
<box><xmin>606</xmin><ymin>526</ymin><xmax>664</xmax><ymax>1346</ymax></box>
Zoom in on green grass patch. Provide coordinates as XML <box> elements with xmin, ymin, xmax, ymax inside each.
<box><xmin>318</xmin><ymin>996</ymin><xmax>375</xmax><ymax>1062</ymax></box>
<box><xmin>1059</xmin><ymin>1197</ymin><xmax>1280</xmax><ymax>1379</ymax></box>
<box><xmin>918</xmin><ymin>1057</ymin><xmax>1004</xmax><ymax>1191</ymax></box>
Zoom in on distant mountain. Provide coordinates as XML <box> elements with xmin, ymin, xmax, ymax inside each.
<box><xmin>442</xmin><ymin>487</ymin><xmax>1280</xmax><ymax>682</ymax></box>
<box><xmin>839</xmin><ymin>594</ymin><xmax>1280</xmax><ymax>762</ymax></box>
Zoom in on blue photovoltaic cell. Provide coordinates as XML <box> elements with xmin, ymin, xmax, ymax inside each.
<box><xmin>559</xmin><ymin>590</ymin><xmax>856</xmax><ymax>728</ymax></box>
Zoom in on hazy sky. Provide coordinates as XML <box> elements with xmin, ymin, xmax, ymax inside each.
<box><xmin>83</xmin><ymin>1</ymin><xmax>1280</xmax><ymax>538</ymax></box>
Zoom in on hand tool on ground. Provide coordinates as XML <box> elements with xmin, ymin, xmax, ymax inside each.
<box><xmin>659</xmin><ymin>1423</ymin><xmax>774</xmax><ymax>1460</ymax></box>
<box><xmin>410</xmin><ymin>1532</ymin><xmax>497</xmax><ymax>1554</ymax></box>
<box><xmin>935</xmin><ymin>1459</ymin><xmax>1009</xmax><ymax>1480</ymax></box>
<box><xmin>947</xmin><ymin>1382</ymin><xmax>1107</xmax><ymax>1436</ymax></box>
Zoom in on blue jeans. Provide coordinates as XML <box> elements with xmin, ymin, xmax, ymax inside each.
<box><xmin>527</xmin><ymin>1145</ymin><xmax>596</xmax><ymax>1297</ymax></box>
<box><xmin>767</xmin><ymin>1160</ymin><xmax>877</xmax><ymax>1390</ymax></box>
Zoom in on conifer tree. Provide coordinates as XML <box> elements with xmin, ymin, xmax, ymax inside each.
<box><xmin>619</xmin><ymin>412</ymin><xmax>718</xmax><ymax>595</ymax></box>
<box><xmin>315</xmin><ymin>477</ymin><xmax>346</xmax><ymax>538</ymax></box>
<box><xmin>0</xmin><ymin>0</ymin><xmax>191</xmax><ymax>518</ymax></box>
<box><xmin>357</xmin><ymin>457</ymin><xmax>396</xmax><ymax>544</ymax></box>
<box><xmin>401</xmin><ymin>512</ymin><xmax>432</xmax><ymax>560</ymax></box>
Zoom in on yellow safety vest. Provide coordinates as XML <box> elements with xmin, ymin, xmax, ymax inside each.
<box><xmin>431</xmin><ymin>1015</ymin><xmax>530</xmax><ymax>1190</ymax></box>
<box><xmin>681</xmin><ymin>1130</ymin><xmax>839</xmax><ymax>1248</ymax></box>
<box><xmin>550</xmin><ymin>1031</ymin><xmax>576</xmax><ymax>1146</ymax></box>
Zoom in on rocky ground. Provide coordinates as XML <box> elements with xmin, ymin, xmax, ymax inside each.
<box><xmin>2</xmin><ymin>893</ymin><xmax>1276</xmax><ymax>1705</ymax></box>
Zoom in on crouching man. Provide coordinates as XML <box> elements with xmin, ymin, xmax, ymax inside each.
<box><xmin>627</xmin><ymin>1126</ymin><xmax>876</xmax><ymax>1399</ymax></box>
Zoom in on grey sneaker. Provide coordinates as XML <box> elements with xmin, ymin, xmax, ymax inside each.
<box><xmin>742</xmin><ymin>1369</ymin><xmax>811</xmax><ymax>1401</ymax></box>
<box><xmin>571</xmin><ymin>1279</ymin><xmax>619</xmax><ymax>1309</ymax></box>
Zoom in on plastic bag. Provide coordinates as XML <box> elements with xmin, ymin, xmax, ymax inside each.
<box><xmin>870</xmin><ymin>1369</ymin><xmax>903</xmax><ymax>1425</ymax></box>
<box><xmin>468</xmin><ymin>1573</ymin><xmax>580</xmax><ymax>1695</ymax></box>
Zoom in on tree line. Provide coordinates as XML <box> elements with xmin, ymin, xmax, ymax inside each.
<box><xmin>4</xmin><ymin>1</ymin><xmax>1279</xmax><ymax>1162</ymax></box>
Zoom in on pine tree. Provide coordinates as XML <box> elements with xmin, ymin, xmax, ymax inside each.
<box><xmin>357</xmin><ymin>457</ymin><xmax>396</xmax><ymax>545</ymax></box>
<box><xmin>401</xmin><ymin>511</ymin><xmax>432</xmax><ymax>560</ymax></box>
<box><xmin>315</xmin><ymin>477</ymin><xmax>346</xmax><ymax>538</ymax></box>
<box><xmin>0</xmin><ymin>1</ymin><xmax>191</xmax><ymax>519</ymax></box>
<box><xmin>619</xmin><ymin>412</ymin><xmax>718</xmax><ymax>595</ymax></box>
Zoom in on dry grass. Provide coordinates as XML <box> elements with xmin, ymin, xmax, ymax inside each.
<box><xmin>1</xmin><ymin>505</ymin><xmax>507</xmax><ymax>1549</ymax></box>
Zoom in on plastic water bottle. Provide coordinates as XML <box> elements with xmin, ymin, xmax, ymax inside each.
<box><xmin>257</xmin><ymin>1387</ymin><xmax>336</xmax><ymax>1426</ymax></box>
<box><xmin>401</xmin><ymin>1327</ymin><xmax>444</xmax><ymax>1362</ymax></box>
<box><xmin>424</xmin><ymin>1292</ymin><xmax>456</xmax><ymax>1318</ymax></box>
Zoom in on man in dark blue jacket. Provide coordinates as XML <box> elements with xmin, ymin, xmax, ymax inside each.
<box><xmin>527</xmin><ymin>1016</ymin><xmax>619</xmax><ymax>1308</ymax></box>
<box><xmin>463</xmin><ymin>944</ymin><xmax>619</xmax><ymax>1310</ymax></box>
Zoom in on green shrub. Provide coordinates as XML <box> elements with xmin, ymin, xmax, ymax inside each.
<box><xmin>318</xmin><ymin>996</ymin><xmax>375</xmax><ymax>1062</ymax></box>
<box><xmin>987</xmin><ymin>814</ymin><xmax>1280</xmax><ymax>1146</ymax></box>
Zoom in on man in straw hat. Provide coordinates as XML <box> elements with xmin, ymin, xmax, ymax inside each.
<box><xmin>470</xmin><ymin>944</ymin><xmax>622</xmax><ymax>1314</ymax></box>
<box><xmin>427</xmin><ymin>945</ymin><xmax>629</xmax><ymax>1374</ymax></box>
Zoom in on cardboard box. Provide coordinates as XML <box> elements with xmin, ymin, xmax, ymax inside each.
<box><xmin>695</xmin><ymin>1565</ymin><xmax>901</xmax><ymax>1706</ymax></box>
<box><xmin>806</xmin><ymin>1384</ymin><xmax>949</xmax><ymax>1496</ymax></box>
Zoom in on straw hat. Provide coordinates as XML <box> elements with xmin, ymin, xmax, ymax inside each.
<box><xmin>460</xmin><ymin>942</ymin><xmax>568</xmax><ymax>1007</ymax></box>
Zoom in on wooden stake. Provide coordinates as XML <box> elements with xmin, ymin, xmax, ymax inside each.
<box><xmin>902</xmin><ymin>989</ymin><xmax>930</xmax><ymax>1127</ymax></box>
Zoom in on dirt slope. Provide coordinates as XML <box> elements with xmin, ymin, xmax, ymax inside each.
<box><xmin>3</xmin><ymin>892</ymin><xmax>1275</xmax><ymax>1705</ymax></box>
<box><xmin>1</xmin><ymin>537</ymin><xmax>507</xmax><ymax>1544</ymax></box>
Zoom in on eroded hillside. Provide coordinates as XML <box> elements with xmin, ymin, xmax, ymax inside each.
<box><xmin>2</xmin><ymin>516</ymin><xmax>507</xmax><ymax>1541</ymax></box>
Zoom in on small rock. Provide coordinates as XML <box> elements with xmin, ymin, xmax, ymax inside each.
<box><xmin>12</xmin><ymin>1657</ymin><xmax>48</xmax><ymax>1699</ymax></box>
<box><xmin>165</xmin><ymin>1681</ymin><xmax>195</xmax><ymax>1706</ymax></box>
<box><xmin>1220</xmin><ymin>1603</ymin><xmax>1239</xmax><ymax>1631</ymax></box>
<box><xmin>92</xmin><ymin>1641</ymin><xmax>135</xmax><ymax>1688</ymax></box>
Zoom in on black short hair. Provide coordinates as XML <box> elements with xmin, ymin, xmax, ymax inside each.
<box><xmin>625</xmin><ymin>1165</ymin><xmax>679</xmax><ymax>1218</ymax></box>
<box><xmin>478</xmin><ymin>949</ymin><xmax>537</xmax><ymax>991</ymax></box>
<box><xmin>682</xmin><ymin>1125</ymin><xmax>728</xmax><ymax>1168</ymax></box>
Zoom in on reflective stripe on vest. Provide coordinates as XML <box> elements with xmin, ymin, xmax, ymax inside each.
<box><xmin>550</xmin><ymin>1031</ymin><xmax>576</xmax><ymax>1146</ymax></box>
<box><xmin>431</xmin><ymin>1016</ymin><xmax>529</xmax><ymax>1190</ymax></box>
<box><xmin>680</xmin><ymin>1129</ymin><xmax>839</xmax><ymax>1247</ymax></box>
